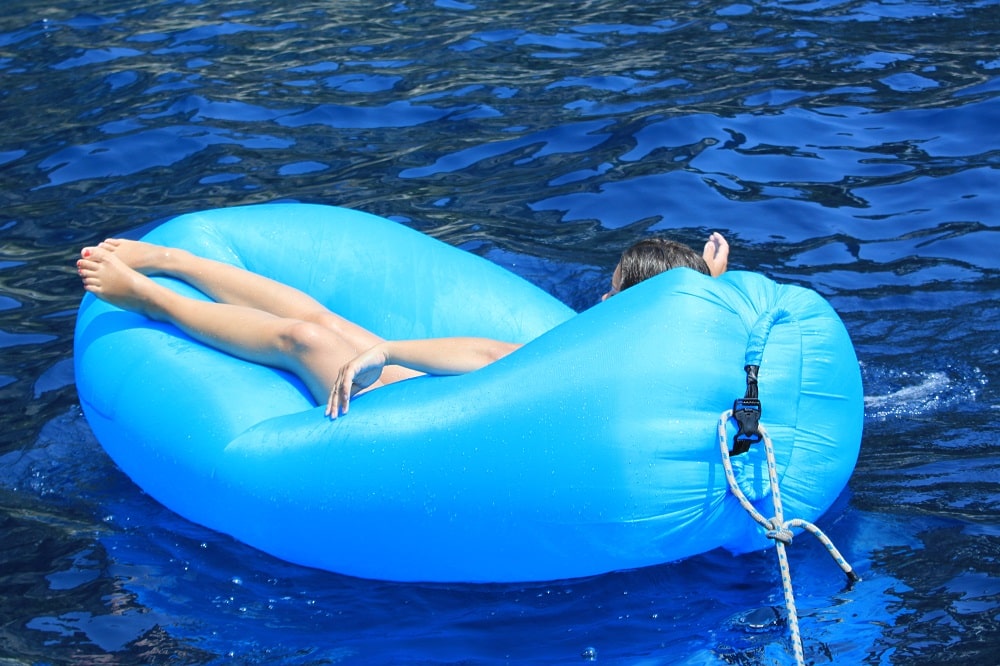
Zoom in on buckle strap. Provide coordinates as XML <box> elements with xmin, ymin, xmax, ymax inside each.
<box><xmin>730</xmin><ymin>364</ymin><xmax>761</xmax><ymax>456</ymax></box>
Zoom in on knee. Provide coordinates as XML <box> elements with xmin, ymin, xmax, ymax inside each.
<box><xmin>279</xmin><ymin>320</ymin><xmax>331</xmax><ymax>357</ymax></box>
<box><xmin>307</xmin><ymin>310</ymin><xmax>343</xmax><ymax>331</ymax></box>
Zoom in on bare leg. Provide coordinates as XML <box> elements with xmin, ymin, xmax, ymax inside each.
<box><xmin>77</xmin><ymin>247</ymin><xmax>416</xmax><ymax>404</ymax></box>
<box><xmin>90</xmin><ymin>238</ymin><xmax>383</xmax><ymax>355</ymax></box>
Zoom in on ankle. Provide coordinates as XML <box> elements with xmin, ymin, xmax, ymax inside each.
<box><xmin>159</xmin><ymin>246</ymin><xmax>193</xmax><ymax>275</ymax></box>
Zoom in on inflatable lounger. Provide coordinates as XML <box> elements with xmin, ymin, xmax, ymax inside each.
<box><xmin>74</xmin><ymin>203</ymin><xmax>863</xmax><ymax>582</ymax></box>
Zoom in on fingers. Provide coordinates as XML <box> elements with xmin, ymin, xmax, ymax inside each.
<box><xmin>324</xmin><ymin>346</ymin><xmax>387</xmax><ymax>419</ymax></box>
<box><xmin>703</xmin><ymin>232</ymin><xmax>730</xmax><ymax>277</ymax></box>
<box><xmin>325</xmin><ymin>382</ymin><xmax>348</xmax><ymax>419</ymax></box>
<box><xmin>325</xmin><ymin>366</ymin><xmax>353</xmax><ymax>419</ymax></box>
<box><xmin>325</xmin><ymin>387</ymin><xmax>339</xmax><ymax>418</ymax></box>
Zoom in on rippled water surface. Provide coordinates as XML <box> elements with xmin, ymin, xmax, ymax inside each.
<box><xmin>2</xmin><ymin>0</ymin><xmax>998</xmax><ymax>663</ymax></box>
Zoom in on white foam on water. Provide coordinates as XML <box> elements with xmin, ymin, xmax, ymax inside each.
<box><xmin>863</xmin><ymin>366</ymin><xmax>986</xmax><ymax>420</ymax></box>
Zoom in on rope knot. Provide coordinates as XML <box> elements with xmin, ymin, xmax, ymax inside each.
<box><xmin>765</xmin><ymin>520</ymin><xmax>794</xmax><ymax>544</ymax></box>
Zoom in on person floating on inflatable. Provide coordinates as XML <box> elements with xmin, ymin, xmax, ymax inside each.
<box><xmin>76</xmin><ymin>232</ymin><xmax>729</xmax><ymax>418</ymax></box>
<box><xmin>74</xmin><ymin>204</ymin><xmax>861</xmax><ymax>582</ymax></box>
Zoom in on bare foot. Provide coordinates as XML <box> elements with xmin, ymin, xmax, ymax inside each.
<box><xmin>703</xmin><ymin>232</ymin><xmax>729</xmax><ymax>277</ymax></box>
<box><xmin>92</xmin><ymin>238</ymin><xmax>179</xmax><ymax>275</ymax></box>
<box><xmin>77</xmin><ymin>247</ymin><xmax>163</xmax><ymax>317</ymax></box>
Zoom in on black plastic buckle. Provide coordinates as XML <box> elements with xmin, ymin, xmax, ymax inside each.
<box><xmin>730</xmin><ymin>398</ymin><xmax>762</xmax><ymax>456</ymax></box>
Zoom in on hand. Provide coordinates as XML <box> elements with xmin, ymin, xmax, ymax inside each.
<box><xmin>326</xmin><ymin>345</ymin><xmax>388</xmax><ymax>418</ymax></box>
<box><xmin>703</xmin><ymin>232</ymin><xmax>729</xmax><ymax>277</ymax></box>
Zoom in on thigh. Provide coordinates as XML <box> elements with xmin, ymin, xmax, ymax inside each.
<box><xmin>290</xmin><ymin>318</ymin><xmax>422</xmax><ymax>404</ymax></box>
<box><xmin>318</xmin><ymin>313</ymin><xmax>423</xmax><ymax>385</ymax></box>
<box><xmin>312</xmin><ymin>310</ymin><xmax>385</xmax><ymax>356</ymax></box>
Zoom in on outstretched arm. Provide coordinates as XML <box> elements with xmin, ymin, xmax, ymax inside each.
<box><xmin>326</xmin><ymin>337</ymin><xmax>521</xmax><ymax>418</ymax></box>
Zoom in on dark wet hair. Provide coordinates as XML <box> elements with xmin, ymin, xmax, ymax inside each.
<box><xmin>617</xmin><ymin>237</ymin><xmax>710</xmax><ymax>291</ymax></box>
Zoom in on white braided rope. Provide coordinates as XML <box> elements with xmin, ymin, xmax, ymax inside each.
<box><xmin>717</xmin><ymin>410</ymin><xmax>858</xmax><ymax>665</ymax></box>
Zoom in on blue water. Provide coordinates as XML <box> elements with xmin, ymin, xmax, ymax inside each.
<box><xmin>1</xmin><ymin>0</ymin><xmax>998</xmax><ymax>663</ymax></box>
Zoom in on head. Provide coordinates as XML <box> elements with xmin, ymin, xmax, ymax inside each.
<box><xmin>602</xmin><ymin>237</ymin><xmax>710</xmax><ymax>301</ymax></box>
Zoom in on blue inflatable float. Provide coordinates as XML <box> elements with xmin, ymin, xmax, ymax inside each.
<box><xmin>74</xmin><ymin>203</ymin><xmax>863</xmax><ymax>582</ymax></box>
